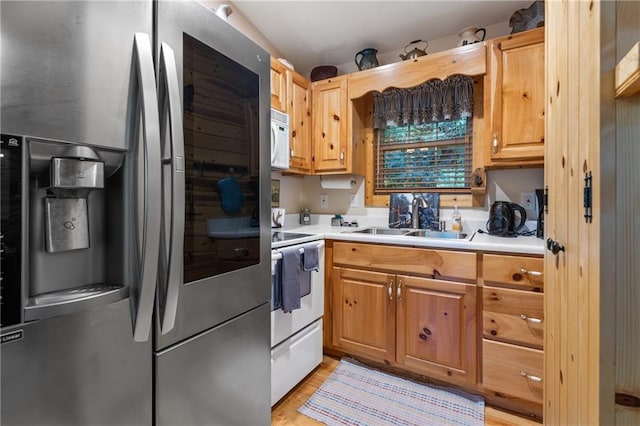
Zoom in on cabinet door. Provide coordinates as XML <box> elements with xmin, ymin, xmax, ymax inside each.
<box><xmin>396</xmin><ymin>275</ymin><xmax>477</xmax><ymax>385</ymax></box>
<box><xmin>489</xmin><ymin>28</ymin><xmax>545</xmax><ymax>161</ymax></box>
<box><xmin>287</xmin><ymin>71</ymin><xmax>312</xmax><ymax>174</ymax></box>
<box><xmin>332</xmin><ymin>267</ymin><xmax>395</xmax><ymax>363</ymax></box>
<box><xmin>312</xmin><ymin>77</ymin><xmax>348</xmax><ymax>173</ymax></box>
<box><xmin>270</xmin><ymin>58</ymin><xmax>287</xmax><ymax>112</ymax></box>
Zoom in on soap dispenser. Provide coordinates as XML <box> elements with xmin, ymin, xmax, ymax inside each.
<box><xmin>451</xmin><ymin>206</ymin><xmax>463</xmax><ymax>232</ymax></box>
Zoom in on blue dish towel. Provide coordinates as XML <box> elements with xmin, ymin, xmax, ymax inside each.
<box><xmin>302</xmin><ymin>243</ymin><xmax>319</xmax><ymax>272</ymax></box>
<box><xmin>299</xmin><ymin>243</ymin><xmax>318</xmax><ymax>300</ymax></box>
<box><xmin>280</xmin><ymin>246</ymin><xmax>301</xmax><ymax>313</ymax></box>
<box><xmin>217</xmin><ymin>177</ymin><xmax>244</xmax><ymax>214</ymax></box>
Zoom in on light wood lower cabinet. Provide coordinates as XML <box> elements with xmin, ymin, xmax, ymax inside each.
<box><xmin>483</xmin><ymin>340</ymin><xmax>544</xmax><ymax>404</ymax></box>
<box><xmin>396</xmin><ymin>275</ymin><xmax>477</xmax><ymax>384</ymax></box>
<box><xmin>324</xmin><ymin>241</ymin><xmax>546</xmax><ymax>418</ymax></box>
<box><xmin>481</xmin><ymin>253</ymin><xmax>544</xmax><ymax>418</ymax></box>
<box><xmin>331</xmin><ymin>268</ymin><xmax>395</xmax><ymax>360</ymax></box>
<box><xmin>330</xmin><ymin>241</ymin><xmax>477</xmax><ymax>387</ymax></box>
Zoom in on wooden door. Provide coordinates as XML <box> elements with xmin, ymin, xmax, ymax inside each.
<box><xmin>312</xmin><ymin>77</ymin><xmax>348</xmax><ymax>173</ymax></box>
<box><xmin>331</xmin><ymin>267</ymin><xmax>395</xmax><ymax>363</ymax></box>
<box><xmin>544</xmin><ymin>1</ymin><xmax>640</xmax><ymax>425</ymax></box>
<box><xmin>489</xmin><ymin>28</ymin><xmax>545</xmax><ymax>161</ymax></box>
<box><xmin>287</xmin><ymin>71</ymin><xmax>312</xmax><ymax>174</ymax></box>
<box><xmin>270</xmin><ymin>58</ymin><xmax>287</xmax><ymax>112</ymax></box>
<box><xmin>395</xmin><ymin>275</ymin><xmax>477</xmax><ymax>385</ymax></box>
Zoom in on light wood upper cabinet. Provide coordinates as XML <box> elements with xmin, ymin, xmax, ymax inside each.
<box><xmin>485</xmin><ymin>27</ymin><xmax>545</xmax><ymax>164</ymax></box>
<box><xmin>312</xmin><ymin>76</ymin><xmax>349</xmax><ymax>173</ymax></box>
<box><xmin>270</xmin><ymin>58</ymin><xmax>287</xmax><ymax>112</ymax></box>
<box><xmin>287</xmin><ymin>70</ymin><xmax>312</xmax><ymax>174</ymax></box>
<box><xmin>269</xmin><ymin>58</ymin><xmax>313</xmax><ymax>173</ymax></box>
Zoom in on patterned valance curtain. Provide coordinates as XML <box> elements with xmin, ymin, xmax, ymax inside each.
<box><xmin>372</xmin><ymin>75</ymin><xmax>474</xmax><ymax>130</ymax></box>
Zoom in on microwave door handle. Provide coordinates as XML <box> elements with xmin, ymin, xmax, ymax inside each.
<box><xmin>157</xmin><ymin>42</ymin><xmax>184</xmax><ymax>335</ymax></box>
<box><xmin>271</xmin><ymin>123</ymin><xmax>277</xmax><ymax>163</ymax></box>
<box><xmin>131</xmin><ymin>33</ymin><xmax>162</xmax><ymax>343</ymax></box>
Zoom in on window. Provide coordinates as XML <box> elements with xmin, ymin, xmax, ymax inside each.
<box><xmin>374</xmin><ymin>118</ymin><xmax>472</xmax><ymax>193</ymax></box>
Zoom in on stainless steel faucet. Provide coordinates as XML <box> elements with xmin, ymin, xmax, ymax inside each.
<box><xmin>411</xmin><ymin>194</ymin><xmax>429</xmax><ymax>229</ymax></box>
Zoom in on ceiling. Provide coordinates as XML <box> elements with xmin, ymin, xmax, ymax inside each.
<box><xmin>232</xmin><ymin>1</ymin><xmax>533</xmax><ymax>74</ymax></box>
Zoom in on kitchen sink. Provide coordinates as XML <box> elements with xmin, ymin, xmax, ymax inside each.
<box><xmin>345</xmin><ymin>227</ymin><xmax>410</xmax><ymax>236</ymax></box>
<box><xmin>404</xmin><ymin>229</ymin><xmax>471</xmax><ymax>240</ymax></box>
<box><xmin>344</xmin><ymin>227</ymin><xmax>473</xmax><ymax>240</ymax></box>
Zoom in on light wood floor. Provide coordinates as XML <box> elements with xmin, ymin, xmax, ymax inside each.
<box><xmin>272</xmin><ymin>355</ymin><xmax>541</xmax><ymax>426</ymax></box>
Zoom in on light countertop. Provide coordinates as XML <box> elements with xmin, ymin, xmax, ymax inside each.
<box><xmin>277</xmin><ymin>223</ymin><xmax>545</xmax><ymax>256</ymax></box>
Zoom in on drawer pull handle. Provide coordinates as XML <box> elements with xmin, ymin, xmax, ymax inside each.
<box><xmin>519</xmin><ymin>268</ymin><xmax>543</xmax><ymax>277</ymax></box>
<box><xmin>520</xmin><ymin>314</ymin><xmax>543</xmax><ymax>324</ymax></box>
<box><xmin>388</xmin><ymin>280</ymin><xmax>394</xmax><ymax>301</ymax></box>
<box><xmin>520</xmin><ymin>371</ymin><xmax>543</xmax><ymax>383</ymax></box>
<box><xmin>397</xmin><ymin>280</ymin><xmax>403</xmax><ymax>302</ymax></box>
<box><xmin>233</xmin><ymin>248</ymin><xmax>249</xmax><ymax>257</ymax></box>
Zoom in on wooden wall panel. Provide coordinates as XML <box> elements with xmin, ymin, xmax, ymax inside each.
<box><xmin>615</xmin><ymin>2</ymin><xmax>640</xmax><ymax>424</ymax></box>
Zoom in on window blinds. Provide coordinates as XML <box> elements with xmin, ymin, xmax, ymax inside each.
<box><xmin>372</xmin><ymin>75</ymin><xmax>474</xmax><ymax>193</ymax></box>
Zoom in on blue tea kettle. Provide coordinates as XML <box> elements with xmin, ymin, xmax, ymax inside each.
<box><xmin>354</xmin><ymin>48</ymin><xmax>379</xmax><ymax>71</ymax></box>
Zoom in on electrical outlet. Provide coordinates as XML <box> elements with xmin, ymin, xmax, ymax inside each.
<box><xmin>320</xmin><ymin>194</ymin><xmax>328</xmax><ymax>209</ymax></box>
<box><xmin>521</xmin><ymin>192</ymin><xmax>536</xmax><ymax>210</ymax></box>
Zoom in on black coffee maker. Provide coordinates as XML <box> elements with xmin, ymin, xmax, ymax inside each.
<box><xmin>487</xmin><ymin>201</ymin><xmax>527</xmax><ymax>237</ymax></box>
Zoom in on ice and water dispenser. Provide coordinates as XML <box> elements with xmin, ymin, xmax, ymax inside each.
<box><xmin>20</xmin><ymin>139</ymin><xmax>129</xmax><ymax>322</ymax></box>
<box><xmin>44</xmin><ymin>146</ymin><xmax>104</xmax><ymax>253</ymax></box>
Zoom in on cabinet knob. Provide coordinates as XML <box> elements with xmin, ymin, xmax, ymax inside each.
<box><xmin>520</xmin><ymin>314</ymin><xmax>543</xmax><ymax>324</ymax></box>
<box><xmin>396</xmin><ymin>280</ymin><xmax>403</xmax><ymax>302</ymax></box>
<box><xmin>520</xmin><ymin>370</ymin><xmax>543</xmax><ymax>383</ymax></box>
<box><xmin>492</xmin><ymin>133</ymin><xmax>499</xmax><ymax>154</ymax></box>
<box><xmin>340</xmin><ymin>150</ymin><xmax>345</xmax><ymax>163</ymax></box>
<box><xmin>519</xmin><ymin>267</ymin><xmax>543</xmax><ymax>277</ymax></box>
<box><xmin>546</xmin><ymin>238</ymin><xmax>565</xmax><ymax>255</ymax></box>
<box><xmin>388</xmin><ymin>280</ymin><xmax>394</xmax><ymax>301</ymax></box>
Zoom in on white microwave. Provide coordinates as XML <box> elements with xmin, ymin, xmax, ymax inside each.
<box><xmin>271</xmin><ymin>108</ymin><xmax>290</xmax><ymax>170</ymax></box>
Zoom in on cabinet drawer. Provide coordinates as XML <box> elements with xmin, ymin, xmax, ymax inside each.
<box><xmin>333</xmin><ymin>242</ymin><xmax>477</xmax><ymax>282</ymax></box>
<box><xmin>213</xmin><ymin>238</ymin><xmax>260</xmax><ymax>261</ymax></box>
<box><xmin>483</xmin><ymin>287</ymin><xmax>543</xmax><ymax>348</ymax></box>
<box><xmin>483</xmin><ymin>254</ymin><xmax>543</xmax><ymax>291</ymax></box>
<box><xmin>483</xmin><ymin>339</ymin><xmax>543</xmax><ymax>404</ymax></box>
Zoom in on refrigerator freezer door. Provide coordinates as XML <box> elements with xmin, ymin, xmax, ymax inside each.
<box><xmin>0</xmin><ymin>299</ymin><xmax>152</xmax><ymax>426</ymax></box>
<box><xmin>155</xmin><ymin>303</ymin><xmax>271</xmax><ymax>426</ymax></box>
<box><xmin>0</xmin><ymin>1</ymin><xmax>153</xmax><ymax>151</ymax></box>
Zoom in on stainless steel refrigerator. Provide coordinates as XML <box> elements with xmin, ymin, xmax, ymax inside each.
<box><xmin>0</xmin><ymin>1</ymin><xmax>272</xmax><ymax>425</ymax></box>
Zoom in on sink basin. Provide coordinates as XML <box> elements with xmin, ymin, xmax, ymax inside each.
<box><xmin>404</xmin><ymin>230</ymin><xmax>471</xmax><ymax>240</ymax></box>
<box><xmin>346</xmin><ymin>227</ymin><xmax>410</xmax><ymax>236</ymax></box>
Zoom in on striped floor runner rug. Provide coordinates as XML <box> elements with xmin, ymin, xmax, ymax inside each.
<box><xmin>298</xmin><ymin>359</ymin><xmax>484</xmax><ymax>426</ymax></box>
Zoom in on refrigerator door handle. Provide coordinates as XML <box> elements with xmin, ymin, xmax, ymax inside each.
<box><xmin>157</xmin><ymin>42</ymin><xmax>184</xmax><ymax>334</ymax></box>
<box><xmin>132</xmin><ymin>32</ymin><xmax>162</xmax><ymax>342</ymax></box>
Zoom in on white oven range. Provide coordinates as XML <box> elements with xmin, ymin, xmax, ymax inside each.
<box><xmin>270</xmin><ymin>232</ymin><xmax>324</xmax><ymax>406</ymax></box>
